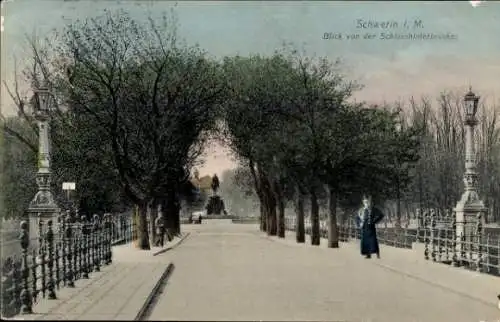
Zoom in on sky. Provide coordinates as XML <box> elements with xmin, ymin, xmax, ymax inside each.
<box><xmin>1</xmin><ymin>0</ymin><xmax>499</xmax><ymax>177</ymax></box>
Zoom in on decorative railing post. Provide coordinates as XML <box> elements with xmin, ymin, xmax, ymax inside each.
<box><xmin>81</xmin><ymin>216</ymin><xmax>90</xmax><ymax>279</ymax></box>
<box><xmin>6</xmin><ymin>258</ymin><xmax>22</xmax><ymax>316</ymax></box>
<box><xmin>45</xmin><ymin>220</ymin><xmax>57</xmax><ymax>299</ymax></box>
<box><xmin>430</xmin><ymin>209</ymin><xmax>436</xmax><ymax>262</ymax></box>
<box><xmin>443</xmin><ymin>209</ymin><xmax>450</xmax><ymax>262</ymax></box>
<box><xmin>13</xmin><ymin>259</ymin><xmax>22</xmax><ymax>314</ymax></box>
<box><xmin>104</xmin><ymin>214</ymin><xmax>113</xmax><ymax>265</ymax></box>
<box><xmin>61</xmin><ymin>216</ymin><xmax>67</xmax><ymax>286</ymax></box>
<box><xmin>54</xmin><ymin>228</ymin><xmax>61</xmax><ymax>291</ymax></box>
<box><xmin>437</xmin><ymin>213</ymin><xmax>443</xmax><ymax>262</ymax></box>
<box><xmin>460</xmin><ymin>233</ymin><xmax>466</xmax><ymax>266</ymax></box>
<box><xmin>38</xmin><ymin>218</ymin><xmax>44</xmax><ymax>257</ymax></box>
<box><xmin>2</xmin><ymin>258</ymin><xmax>17</xmax><ymax>317</ymax></box>
<box><xmin>38</xmin><ymin>220</ymin><xmax>46</xmax><ymax>298</ymax></box>
<box><xmin>93</xmin><ymin>215</ymin><xmax>101</xmax><ymax>272</ymax></box>
<box><xmin>424</xmin><ymin>210</ymin><xmax>429</xmax><ymax>260</ymax></box>
<box><xmin>120</xmin><ymin>215</ymin><xmax>126</xmax><ymax>242</ymax></box>
<box><xmin>475</xmin><ymin>212</ymin><xmax>483</xmax><ymax>272</ymax></box>
<box><xmin>31</xmin><ymin>249</ymin><xmax>39</xmax><ymax>304</ymax></box>
<box><xmin>19</xmin><ymin>221</ymin><xmax>33</xmax><ymax>314</ymax></box>
<box><xmin>451</xmin><ymin>214</ymin><xmax>458</xmax><ymax>267</ymax></box>
<box><xmin>467</xmin><ymin>229</ymin><xmax>473</xmax><ymax>265</ymax></box>
<box><xmin>415</xmin><ymin>208</ymin><xmax>421</xmax><ymax>241</ymax></box>
<box><xmin>88</xmin><ymin>216</ymin><xmax>95</xmax><ymax>272</ymax></box>
<box><xmin>65</xmin><ymin>215</ymin><xmax>75</xmax><ymax>288</ymax></box>
<box><xmin>483</xmin><ymin>235</ymin><xmax>491</xmax><ymax>273</ymax></box>
<box><xmin>72</xmin><ymin>221</ymin><xmax>78</xmax><ymax>281</ymax></box>
<box><xmin>99</xmin><ymin>217</ymin><xmax>105</xmax><ymax>263</ymax></box>
<box><xmin>78</xmin><ymin>220</ymin><xmax>84</xmax><ymax>276</ymax></box>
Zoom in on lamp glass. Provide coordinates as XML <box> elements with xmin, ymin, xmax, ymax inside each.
<box><xmin>465</xmin><ymin>99</ymin><xmax>474</xmax><ymax>117</ymax></box>
<box><xmin>464</xmin><ymin>91</ymin><xmax>479</xmax><ymax>118</ymax></box>
<box><xmin>35</xmin><ymin>87</ymin><xmax>51</xmax><ymax>112</ymax></box>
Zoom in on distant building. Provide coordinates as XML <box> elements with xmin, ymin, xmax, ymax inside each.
<box><xmin>190</xmin><ymin>175</ymin><xmax>213</xmax><ymax>193</ymax></box>
<box><xmin>181</xmin><ymin>173</ymin><xmax>213</xmax><ymax>215</ymax></box>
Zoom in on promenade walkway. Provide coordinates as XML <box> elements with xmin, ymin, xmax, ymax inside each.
<box><xmin>13</xmin><ymin>234</ymin><xmax>189</xmax><ymax>321</ymax></box>
<box><xmin>12</xmin><ymin>220</ymin><xmax>499</xmax><ymax>321</ymax></box>
<box><xmin>149</xmin><ymin>220</ymin><xmax>499</xmax><ymax>322</ymax></box>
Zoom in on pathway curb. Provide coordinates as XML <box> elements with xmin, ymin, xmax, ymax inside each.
<box><xmin>134</xmin><ymin>263</ymin><xmax>175</xmax><ymax>320</ymax></box>
<box><xmin>152</xmin><ymin>232</ymin><xmax>191</xmax><ymax>256</ymax></box>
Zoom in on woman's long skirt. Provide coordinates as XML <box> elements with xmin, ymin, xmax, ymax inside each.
<box><xmin>360</xmin><ymin>225</ymin><xmax>380</xmax><ymax>255</ymax></box>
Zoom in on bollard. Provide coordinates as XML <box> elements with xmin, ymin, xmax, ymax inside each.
<box><xmin>65</xmin><ymin>215</ymin><xmax>75</xmax><ymax>288</ymax></box>
<box><xmin>19</xmin><ymin>221</ymin><xmax>33</xmax><ymax>314</ymax></box>
<box><xmin>45</xmin><ymin>220</ymin><xmax>57</xmax><ymax>299</ymax></box>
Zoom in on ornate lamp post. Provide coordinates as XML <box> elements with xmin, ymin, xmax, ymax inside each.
<box><xmin>453</xmin><ymin>88</ymin><xmax>486</xmax><ymax>245</ymax></box>
<box><xmin>27</xmin><ymin>81</ymin><xmax>60</xmax><ymax>238</ymax></box>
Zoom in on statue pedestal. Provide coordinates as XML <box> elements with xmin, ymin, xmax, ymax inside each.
<box><xmin>206</xmin><ymin>195</ymin><xmax>226</xmax><ymax>215</ymax></box>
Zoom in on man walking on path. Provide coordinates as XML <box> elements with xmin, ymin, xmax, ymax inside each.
<box><xmin>155</xmin><ymin>213</ymin><xmax>165</xmax><ymax>247</ymax></box>
<box><xmin>356</xmin><ymin>194</ymin><xmax>384</xmax><ymax>259</ymax></box>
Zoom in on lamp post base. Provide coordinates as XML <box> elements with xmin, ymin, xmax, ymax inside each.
<box><xmin>453</xmin><ymin>193</ymin><xmax>486</xmax><ymax>262</ymax></box>
<box><xmin>27</xmin><ymin>190</ymin><xmax>60</xmax><ymax>241</ymax></box>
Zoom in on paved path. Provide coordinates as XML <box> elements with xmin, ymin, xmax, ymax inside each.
<box><xmin>149</xmin><ymin>220</ymin><xmax>499</xmax><ymax>322</ymax></box>
<box><xmin>15</xmin><ymin>234</ymin><xmax>188</xmax><ymax>321</ymax></box>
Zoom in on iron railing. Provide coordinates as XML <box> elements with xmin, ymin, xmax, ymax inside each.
<box><xmin>1</xmin><ymin>212</ymin><xmax>135</xmax><ymax>318</ymax></box>
<box><xmin>283</xmin><ymin>210</ymin><xmax>500</xmax><ymax>277</ymax></box>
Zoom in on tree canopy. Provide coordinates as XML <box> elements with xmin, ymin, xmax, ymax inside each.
<box><xmin>4</xmin><ymin>8</ymin><xmax>499</xmax><ymax>256</ymax></box>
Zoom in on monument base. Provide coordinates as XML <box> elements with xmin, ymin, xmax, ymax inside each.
<box><xmin>206</xmin><ymin>195</ymin><xmax>227</xmax><ymax>216</ymax></box>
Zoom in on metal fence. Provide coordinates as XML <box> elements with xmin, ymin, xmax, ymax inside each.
<box><xmin>0</xmin><ymin>212</ymin><xmax>135</xmax><ymax>318</ymax></box>
<box><xmin>284</xmin><ymin>209</ymin><xmax>500</xmax><ymax>277</ymax></box>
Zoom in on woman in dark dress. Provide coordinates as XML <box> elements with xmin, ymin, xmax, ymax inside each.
<box><xmin>355</xmin><ymin>195</ymin><xmax>384</xmax><ymax>259</ymax></box>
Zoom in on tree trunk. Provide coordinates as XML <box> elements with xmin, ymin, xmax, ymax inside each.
<box><xmin>395</xmin><ymin>175</ymin><xmax>402</xmax><ymax>228</ymax></box>
<box><xmin>310</xmin><ymin>189</ymin><xmax>320</xmax><ymax>246</ymax></box>
<box><xmin>173</xmin><ymin>206</ymin><xmax>180</xmax><ymax>235</ymax></box>
<box><xmin>266</xmin><ymin>188</ymin><xmax>277</xmax><ymax>236</ymax></box>
<box><xmin>296</xmin><ymin>186</ymin><xmax>305</xmax><ymax>243</ymax></box>
<box><xmin>249</xmin><ymin>159</ymin><xmax>268</xmax><ymax>232</ymax></box>
<box><xmin>260</xmin><ymin>202</ymin><xmax>267</xmax><ymax>231</ymax></box>
<box><xmin>276</xmin><ymin>182</ymin><xmax>285</xmax><ymax>238</ymax></box>
<box><xmin>327</xmin><ymin>186</ymin><xmax>339</xmax><ymax>248</ymax></box>
<box><xmin>165</xmin><ymin>188</ymin><xmax>181</xmax><ymax>237</ymax></box>
<box><xmin>259</xmin><ymin>171</ymin><xmax>276</xmax><ymax>236</ymax></box>
<box><xmin>149</xmin><ymin>201</ymin><xmax>158</xmax><ymax>246</ymax></box>
<box><xmin>136</xmin><ymin>202</ymin><xmax>151</xmax><ymax>250</ymax></box>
